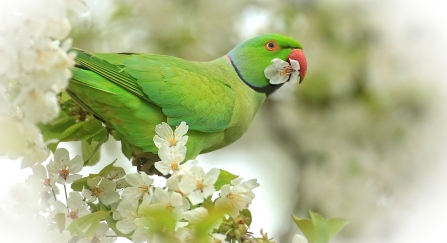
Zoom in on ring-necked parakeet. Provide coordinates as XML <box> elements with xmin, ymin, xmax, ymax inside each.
<box><xmin>68</xmin><ymin>33</ymin><xmax>307</xmax><ymax>174</ymax></box>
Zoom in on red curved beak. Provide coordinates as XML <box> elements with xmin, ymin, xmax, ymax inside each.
<box><xmin>288</xmin><ymin>49</ymin><xmax>307</xmax><ymax>83</ymax></box>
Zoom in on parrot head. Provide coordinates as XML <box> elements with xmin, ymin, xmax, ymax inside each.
<box><xmin>226</xmin><ymin>33</ymin><xmax>307</xmax><ymax>95</ymax></box>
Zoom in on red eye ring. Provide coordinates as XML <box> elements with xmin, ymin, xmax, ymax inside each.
<box><xmin>265</xmin><ymin>40</ymin><xmax>278</xmax><ymax>51</ymax></box>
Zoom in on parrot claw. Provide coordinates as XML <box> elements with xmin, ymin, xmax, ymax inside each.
<box><xmin>132</xmin><ymin>152</ymin><xmax>165</xmax><ymax>176</ymax></box>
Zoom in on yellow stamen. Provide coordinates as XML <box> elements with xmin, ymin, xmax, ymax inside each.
<box><xmin>43</xmin><ymin>178</ymin><xmax>51</xmax><ymax>187</ymax></box>
<box><xmin>167</xmin><ymin>137</ymin><xmax>177</xmax><ymax>146</ymax></box>
<box><xmin>92</xmin><ymin>187</ymin><xmax>101</xmax><ymax>196</ymax></box>
<box><xmin>68</xmin><ymin>210</ymin><xmax>78</xmax><ymax>219</ymax></box>
<box><xmin>59</xmin><ymin>165</ymin><xmax>69</xmax><ymax>180</ymax></box>
<box><xmin>196</xmin><ymin>181</ymin><xmax>204</xmax><ymax>192</ymax></box>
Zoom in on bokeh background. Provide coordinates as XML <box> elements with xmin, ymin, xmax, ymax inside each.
<box><xmin>2</xmin><ymin>0</ymin><xmax>447</xmax><ymax>242</ymax></box>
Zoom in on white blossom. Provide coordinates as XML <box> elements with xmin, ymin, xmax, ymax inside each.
<box><xmin>154</xmin><ymin>144</ymin><xmax>197</xmax><ymax>176</ymax></box>
<box><xmin>122</xmin><ymin>172</ymin><xmax>154</xmax><ymax>205</ymax></box>
<box><xmin>147</xmin><ymin>187</ymin><xmax>185</xmax><ymax>221</ymax></box>
<box><xmin>47</xmin><ymin>148</ymin><xmax>83</xmax><ymax>184</ymax></box>
<box><xmin>153</xmin><ymin>121</ymin><xmax>189</xmax><ymax>148</ymax></box>
<box><xmin>77</xmin><ymin>223</ymin><xmax>116</xmax><ymax>243</ymax></box>
<box><xmin>132</xmin><ymin>226</ymin><xmax>153</xmax><ymax>243</ymax></box>
<box><xmin>104</xmin><ymin>166</ymin><xmax>129</xmax><ymax>189</ymax></box>
<box><xmin>13</xmin><ymin>182</ymin><xmax>49</xmax><ymax>215</ymax></box>
<box><xmin>230</xmin><ymin>178</ymin><xmax>259</xmax><ymax>200</ymax></box>
<box><xmin>113</xmin><ymin>201</ymin><xmax>139</xmax><ymax>234</ymax></box>
<box><xmin>66</xmin><ymin>191</ymin><xmax>90</xmax><ymax>220</ymax></box>
<box><xmin>26</xmin><ymin>164</ymin><xmax>59</xmax><ymax>194</ymax></box>
<box><xmin>166</xmin><ymin>176</ymin><xmax>191</xmax><ymax>210</ymax></box>
<box><xmin>178</xmin><ymin>166</ymin><xmax>220</xmax><ymax>205</ymax></box>
<box><xmin>82</xmin><ymin>176</ymin><xmax>120</xmax><ymax>205</ymax></box>
<box><xmin>47</xmin><ymin>200</ymin><xmax>68</xmax><ymax>229</ymax></box>
<box><xmin>14</xmin><ymin>88</ymin><xmax>60</xmax><ymax>124</ymax></box>
<box><xmin>0</xmin><ymin>118</ymin><xmax>50</xmax><ymax>168</ymax></box>
<box><xmin>41</xmin><ymin>229</ymin><xmax>72</xmax><ymax>243</ymax></box>
<box><xmin>264</xmin><ymin>58</ymin><xmax>300</xmax><ymax>84</ymax></box>
<box><xmin>0</xmin><ymin>0</ymin><xmax>88</xmax><ymax>166</ymax></box>
<box><xmin>175</xmin><ymin>227</ymin><xmax>195</xmax><ymax>243</ymax></box>
<box><xmin>214</xmin><ymin>178</ymin><xmax>260</xmax><ymax>218</ymax></box>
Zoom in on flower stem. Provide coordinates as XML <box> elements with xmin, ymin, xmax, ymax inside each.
<box><xmin>51</xmin><ymin>188</ymin><xmax>57</xmax><ymax>201</ymax></box>
<box><xmin>64</xmin><ymin>184</ymin><xmax>68</xmax><ymax>203</ymax></box>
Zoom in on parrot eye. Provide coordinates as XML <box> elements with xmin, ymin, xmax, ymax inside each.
<box><xmin>265</xmin><ymin>41</ymin><xmax>279</xmax><ymax>51</ymax></box>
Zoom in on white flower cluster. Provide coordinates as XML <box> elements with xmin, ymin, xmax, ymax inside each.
<box><xmin>21</xmin><ymin>147</ymin><xmax>117</xmax><ymax>243</ymax></box>
<box><xmin>112</xmin><ymin>122</ymin><xmax>259</xmax><ymax>242</ymax></box>
<box><xmin>0</xmin><ymin>0</ymin><xmax>88</xmax><ymax>168</ymax></box>
<box><xmin>18</xmin><ymin>121</ymin><xmax>259</xmax><ymax>242</ymax></box>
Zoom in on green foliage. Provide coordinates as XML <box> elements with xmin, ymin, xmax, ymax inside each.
<box><xmin>39</xmin><ymin>93</ymin><xmax>108</xmax><ymax>166</ymax></box>
<box><xmin>67</xmin><ymin>211</ymin><xmax>111</xmax><ymax>239</ymax></box>
<box><xmin>240</xmin><ymin>209</ymin><xmax>252</xmax><ymax>227</ymax></box>
<box><xmin>192</xmin><ymin>209</ymin><xmax>226</xmax><ymax>242</ymax></box>
<box><xmin>81</xmin><ymin>140</ymin><xmax>101</xmax><ymax>166</ymax></box>
<box><xmin>214</xmin><ymin>169</ymin><xmax>238</xmax><ymax>190</ymax></box>
<box><xmin>292</xmin><ymin>211</ymin><xmax>348</xmax><ymax>243</ymax></box>
<box><xmin>138</xmin><ymin>207</ymin><xmax>177</xmax><ymax>240</ymax></box>
<box><xmin>39</xmin><ymin>116</ymin><xmax>78</xmax><ymax>152</ymax></box>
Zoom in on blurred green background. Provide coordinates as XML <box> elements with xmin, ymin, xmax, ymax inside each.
<box><xmin>69</xmin><ymin>0</ymin><xmax>438</xmax><ymax>242</ymax></box>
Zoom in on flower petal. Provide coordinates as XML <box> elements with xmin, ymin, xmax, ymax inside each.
<box><xmin>122</xmin><ymin>187</ymin><xmax>143</xmax><ymax>203</ymax></box>
<box><xmin>125</xmin><ymin>173</ymin><xmax>143</xmax><ymax>187</ymax></box>
<box><xmin>68</xmin><ymin>155</ymin><xmax>83</xmax><ymax>173</ymax></box>
<box><xmin>154</xmin><ymin>161</ymin><xmax>171</xmax><ymax>175</ymax></box>
<box><xmin>100</xmin><ymin>191</ymin><xmax>120</xmax><ymax>205</ymax></box>
<box><xmin>174</xmin><ymin>121</ymin><xmax>189</xmax><ymax>137</ymax></box>
<box><xmin>140</xmin><ymin>171</ymin><xmax>154</xmax><ymax>186</ymax></box>
<box><xmin>32</xmin><ymin>164</ymin><xmax>47</xmax><ymax>178</ymax></box>
<box><xmin>264</xmin><ymin>64</ymin><xmax>279</xmax><ymax>79</ymax></box>
<box><xmin>53</xmin><ymin>148</ymin><xmax>69</xmax><ymax>164</ymax></box>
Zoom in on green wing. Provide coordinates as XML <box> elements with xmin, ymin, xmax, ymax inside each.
<box><xmin>71</xmin><ymin>49</ymin><xmax>235</xmax><ymax>133</ymax></box>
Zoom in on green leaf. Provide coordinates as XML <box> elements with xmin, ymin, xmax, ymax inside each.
<box><xmin>193</xmin><ymin>208</ymin><xmax>226</xmax><ymax>242</ymax></box>
<box><xmin>87</xmin><ymin>202</ymin><xmax>99</xmax><ymax>213</ymax></box>
<box><xmin>98</xmin><ymin>160</ymin><xmax>119</xmax><ymax>175</ymax></box>
<box><xmin>214</xmin><ymin>169</ymin><xmax>238</xmax><ymax>190</ymax></box>
<box><xmin>59</xmin><ymin>118</ymin><xmax>105</xmax><ymax>142</ymax></box>
<box><xmin>75</xmin><ymin>118</ymin><xmax>104</xmax><ymax>141</ymax></box>
<box><xmin>240</xmin><ymin>209</ymin><xmax>252</xmax><ymax>227</ymax></box>
<box><xmin>82</xmin><ymin>140</ymin><xmax>101</xmax><ymax>166</ymax></box>
<box><xmin>59</xmin><ymin>122</ymin><xmax>84</xmax><ymax>141</ymax></box>
<box><xmin>138</xmin><ymin>207</ymin><xmax>177</xmax><ymax>240</ymax></box>
<box><xmin>71</xmin><ymin>160</ymin><xmax>118</xmax><ymax>191</ymax></box>
<box><xmin>88</xmin><ymin>126</ymin><xmax>109</xmax><ymax>144</ymax></box>
<box><xmin>120</xmin><ymin>138</ymin><xmax>133</xmax><ymax>159</ymax></box>
<box><xmin>327</xmin><ymin>218</ymin><xmax>349</xmax><ymax>239</ymax></box>
<box><xmin>67</xmin><ymin>211</ymin><xmax>111</xmax><ymax>239</ymax></box>
<box><xmin>38</xmin><ymin>116</ymin><xmax>78</xmax><ymax>152</ymax></box>
<box><xmin>293</xmin><ymin>215</ymin><xmax>315</xmax><ymax>243</ymax></box>
<box><xmin>292</xmin><ymin>211</ymin><xmax>348</xmax><ymax>243</ymax></box>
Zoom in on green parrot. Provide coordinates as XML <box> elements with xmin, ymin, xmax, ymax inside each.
<box><xmin>68</xmin><ymin>33</ymin><xmax>307</xmax><ymax>174</ymax></box>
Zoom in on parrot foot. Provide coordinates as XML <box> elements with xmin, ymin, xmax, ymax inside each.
<box><xmin>132</xmin><ymin>152</ymin><xmax>164</xmax><ymax>176</ymax></box>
